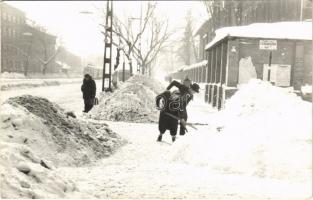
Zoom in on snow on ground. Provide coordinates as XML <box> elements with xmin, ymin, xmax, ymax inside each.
<box><xmin>0</xmin><ymin>76</ymin><xmax>311</xmax><ymax>199</ymax></box>
<box><xmin>0</xmin><ymin>80</ymin><xmax>104</xmax><ymax>115</ymax></box>
<box><xmin>56</xmin><ymin>78</ymin><xmax>311</xmax><ymax>199</ymax></box>
<box><xmin>0</xmin><ymin>72</ymin><xmax>81</xmax><ymax>79</ymax></box>
<box><xmin>0</xmin><ymin>95</ymin><xmax>124</xmax><ymax>198</ymax></box>
<box><xmin>89</xmin><ymin>75</ymin><xmax>165</xmax><ymax>123</ymax></box>
<box><xmin>168</xmin><ymin>79</ymin><xmax>312</xmax><ymax>197</ymax></box>
<box><xmin>0</xmin><ymin>77</ymin><xmax>83</xmax><ymax>91</ymax></box>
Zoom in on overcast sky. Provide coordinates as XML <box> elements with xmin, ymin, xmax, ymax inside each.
<box><xmin>7</xmin><ymin>1</ymin><xmax>207</xmax><ymax>59</ymax></box>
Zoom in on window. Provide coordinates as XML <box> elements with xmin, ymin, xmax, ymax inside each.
<box><xmin>12</xmin><ymin>29</ymin><xmax>16</xmax><ymax>38</ymax></box>
<box><xmin>7</xmin><ymin>14</ymin><xmax>10</xmax><ymax>22</ymax></box>
<box><xmin>12</xmin><ymin>16</ymin><xmax>15</xmax><ymax>23</ymax></box>
<box><xmin>2</xmin><ymin>28</ymin><xmax>6</xmax><ymax>37</ymax></box>
<box><xmin>8</xmin><ymin>28</ymin><xmax>11</xmax><ymax>38</ymax></box>
<box><xmin>3</xmin><ymin>12</ymin><xmax>6</xmax><ymax>20</ymax></box>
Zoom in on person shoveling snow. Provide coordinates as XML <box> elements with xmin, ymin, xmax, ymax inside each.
<box><xmin>156</xmin><ymin>80</ymin><xmax>199</xmax><ymax>142</ymax></box>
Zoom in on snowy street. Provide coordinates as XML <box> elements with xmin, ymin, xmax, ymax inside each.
<box><xmin>0</xmin><ymin>80</ymin><xmax>103</xmax><ymax>113</ymax></box>
<box><xmin>1</xmin><ymin>1</ymin><xmax>312</xmax><ymax>199</ymax></box>
<box><xmin>58</xmin><ymin>121</ymin><xmax>309</xmax><ymax>199</ymax></box>
<box><xmin>1</xmin><ymin>79</ymin><xmax>311</xmax><ymax>199</ymax></box>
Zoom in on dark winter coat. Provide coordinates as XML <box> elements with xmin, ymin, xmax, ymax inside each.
<box><xmin>156</xmin><ymin>91</ymin><xmax>180</xmax><ymax>135</ymax></box>
<box><xmin>166</xmin><ymin>80</ymin><xmax>193</xmax><ymax>120</ymax></box>
<box><xmin>81</xmin><ymin>78</ymin><xmax>96</xmax><ymax>100</ymax></box>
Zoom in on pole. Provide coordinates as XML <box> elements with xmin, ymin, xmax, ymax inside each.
<box><xmin>300</xmin><ymin>0</ymin><xmax>304</xmax><ymax>21</ymax></box>
<box><xmin>109</xmin><ymin>0</ymin><xmax>113</xmax><ymax>91</ymax></box>
<box><xmin>102</xmin><ymin>0</ymin><xmax>113</xmax><ymax>92</ymax></box>
<box><xmin>102</xmin><ymin>1</ymin><xmax>108</xmax><ymax>91</ymax></box>
<box><xmin>267</xmin><ymin>51</ymin><xmax>272</xmax><ymax>82</ymax></box>
<box><xmin>122</xmin><ymin>61</ymin><xmax>125</xmax><ymax>82</ymax></box>
<box><xmin>138</xmin><ymin>1</ymin><xmax>142</xmax><ymax>73</ymax></box>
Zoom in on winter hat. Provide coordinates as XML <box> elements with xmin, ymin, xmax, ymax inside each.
<box><xmin>84</xmin><ymin>74</ymin><xmax>91</xmax><ymax>79</ymax></box>
<box><xmin>190</xmin><ymin>83</ymin><xmax>200</xmax><ymax>93</ymax></box>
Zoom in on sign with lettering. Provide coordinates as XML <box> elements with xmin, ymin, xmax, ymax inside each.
<box><xmin>259</xmin><ymin>40</ymin><xmax>277</xmax><ymax>50</ymax></box>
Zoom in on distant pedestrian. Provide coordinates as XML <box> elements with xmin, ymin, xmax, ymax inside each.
<box><xmin>81</xmin><ymin>74</ymin><xmax>96</xmax><ymax>113</ymax></box>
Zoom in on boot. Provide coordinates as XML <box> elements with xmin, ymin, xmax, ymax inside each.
<box><xmin>172</xmin><ymin>136</ymin><xmax>176</xmax><ymax>142</ymax></box>
<box><xmin>157</xmin><ymin>134</ymin><xmax>162</xmax><ymax>142</ymax></box>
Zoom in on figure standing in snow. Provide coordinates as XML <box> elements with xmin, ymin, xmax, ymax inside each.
<box><xmin>156</xmin><ymin>79</ymin><xmax>199</xmax><ymax>142</ymax></box>
<box><xmin>81</xmin><ymin>74</ymin><xmax>96</xmax><ymax>113</ymax></box>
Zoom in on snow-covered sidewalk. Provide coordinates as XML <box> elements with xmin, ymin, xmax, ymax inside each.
<box><xmin>58</xmin><ymin>121</ymin><xmax>309</xmax><ymax>199</ymax></box>
<box><xmin>57</xmin><ymin>81</ymin><xmax>311</xmax><ymax>199</ymax></box>
<box><xmin>1</xmin><ymin>76</ymin><xmax>311</xmax><ymax>199</ymax></box>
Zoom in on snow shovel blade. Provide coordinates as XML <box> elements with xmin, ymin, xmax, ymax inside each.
<box><xmin>163</xmin><ymin>112</ymin><xmax>197</xmax><ymax>130</ymax></box>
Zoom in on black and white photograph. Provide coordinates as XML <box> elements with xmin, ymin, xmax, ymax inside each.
<box><xmin>0</xmin><ymin>0</ymin><xmax>312</xmax><ymax>199</ymax></box>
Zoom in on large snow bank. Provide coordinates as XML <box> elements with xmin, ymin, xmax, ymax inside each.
<box><xmin>0</xmin><ymin>95</ymin><xmax>125</xmax><ymax>198</ymax></box>
<box><xmin>169</xmin><ymin>79</ymin><xmax>311</xmax><ymax>183</ymax></box>
<box><xmin>2</xmin><ymin>95</ymin><xmax>124</xmax><ymax>166</ymax></box>
<box><xmin>90</xmin><ymin>75</ymin><xmax>165</xmax><ymax>123</ymax></box>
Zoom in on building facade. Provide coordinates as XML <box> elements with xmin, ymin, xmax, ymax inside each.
<box><xmin>56</xmin><ymin>46</ymin><xmax>83</xmax><ymax>74</ymax></box>
<box><xmin>1</xmin><ymin>2</ymin><xmax>27</xmax><ymax>73</ymax></box>
<box><xmin>194</xmin><ymin>0</ymin><xmax>312</xmax><ymax>63</ymax></box>
<box><xmin>1</xmin><ymin>3</ymin><xmax>58</xmax><ymax>74</ymax></box>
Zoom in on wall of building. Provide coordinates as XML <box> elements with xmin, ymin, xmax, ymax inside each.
<box><xmin>1</xmin><ymin>3</ymin><xmax>27</xmax><ymax>73</ymax></box>
<box><xmin>24</xmin><ymin>25</ymin><xmax>57</xmax><ymax>73</ymax></box>
<box><xmin>1</xmin><ymin>3</ymin><xmax>58</xmax><ymax>74</ymax></box>
<box><xmin>195</xmin><ymin>0</ymin><xmax>312</xmax><ymax>68</ymax></box>
<box><xmin>56</xmin><ymin>47</ymin><xmax>83</xmax><ymax>73</ymax></box>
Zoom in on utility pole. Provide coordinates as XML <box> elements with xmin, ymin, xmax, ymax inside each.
<box><xmin>102</xmin><ymin>0</ymin><xmax>113</xmax><ymax>92</ymax></box>
<box><xmin>138</xmin><ymin>1</ymin><xmax>142</xmax><ymax>74</ymax></box>
<box><xmin>300</xmin><ymin>0</ymin><xmax>304</xmax><ymax>21</ymax></box>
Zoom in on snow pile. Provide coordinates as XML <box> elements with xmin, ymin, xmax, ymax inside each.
<box><xmin>0</xmin><ymin>78</ymin><xmax>82</xmax><ymax>91</ymax></box>
<box><xmin>2</xmin><ymin>95</ymin><xmax>124</xmax><ymax>166</ymax></box>
<box><xmin>169</xmin><ymin>79</ymin><xmax>311</xmax><ymax>182</ymax></box>
<box><xmin>0</xmin><ymin>72</ymin><xmax>26</xmax><ymax>79</ymax></box>
<box><xmin>0</xmin><ymin>142</ymin><xmax>77</xmax><ymax>198</ymax></box>
<box><xmin>0</xmin><ymin>95</ymin><xmax>125</xmax><ymax>198</ymax></box>
<box><xmin>301</xmin><ymin>84</ymin><xmax>312</xmax><ymax>102</ymax></box>
<box><xmin>90</xmin><ymin>75</ymin><xmax>165</xmax><ymax>123</ymax></box>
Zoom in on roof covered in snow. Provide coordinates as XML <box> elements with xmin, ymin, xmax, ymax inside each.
<box><xmin>173</xmin><ymin>60</ymin><xmax>208</xmax><ymax>73</ymax></box>
<box><xmin>193</xmin><ymin>19</ymin><xmax>210</xmax><ymax>36</ymax></box>
<box><xmin>205</xmin><ymin>21</ymin><xmax>312</xmax><ymax>50</ymax></box>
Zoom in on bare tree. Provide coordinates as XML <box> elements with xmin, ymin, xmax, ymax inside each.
<box><xmin>131</xmin><ymin>15</ymin><xmax>171</xmax><ymax>75</ymax></box>
<box><xmin>99</xmin><ymin>2</ymin><xmax>156</xmax><ymax>75</ymax></box>
<box><xmin>99</xmin><ymin>2</ymin><xmax>171</xmax><ymax>76</ymax></box>
<box><xmin>177</xmin><ymin>10</ymin><xmax>199</xmax><ymax>66</ymax></box>
<box><xmin>34</xmin><ymin>35</ymin><xmax>60</xmax><ymax>75</ymax></box>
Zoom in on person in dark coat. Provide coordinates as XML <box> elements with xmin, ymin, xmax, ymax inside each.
<box><xmin>81</xmin><ymin>74</ymin><xmax>96</xmax><ymax>113</ymax></box>
<box><xmin>156</xmin><ymin>80</ymin><xmax>199</xmax><ymax>142</ymax></box>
